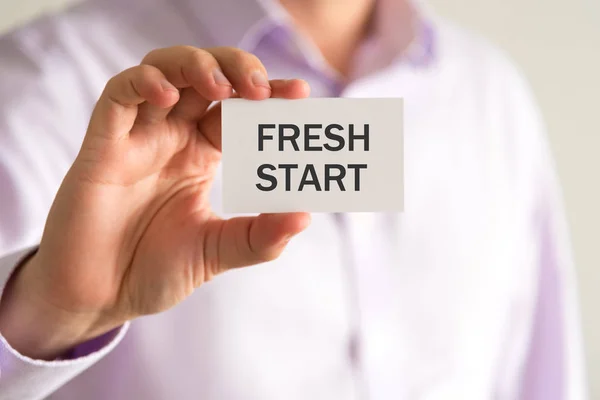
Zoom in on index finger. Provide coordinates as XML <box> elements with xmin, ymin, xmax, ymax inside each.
<box><xmin>198</xmin><ymin>79</ymin><xmax>311</xmax><ymax>151</ymax></box>
<box><xmin>141</xmin><ymin>46</ymin><xmax>234</xmax><ymax>103</ymax></box>
<box><xmin>141</xmin><ymin>46</ymin><xmax>274</xmax><ymax>104</ymax></box>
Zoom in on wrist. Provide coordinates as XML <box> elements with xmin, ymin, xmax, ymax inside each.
<box><xmin>0</xmin><ymin>254</ymin><xmax>120</xmax><ymax>360</ymax></box>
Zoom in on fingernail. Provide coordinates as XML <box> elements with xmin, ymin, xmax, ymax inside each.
<box><xmin>251</xmin><ymin>71</ymin><xmax>270</xmax><ymax>89</ymax></box>
<box><xmin>160</xmin><ymin>79</ymin><xmax>177</xmax><ymax>92</ymax></box>
<box><xmin>213</xmin><ymin>68</ymin><xmax>232</xmax><ymax>87</ymax></box>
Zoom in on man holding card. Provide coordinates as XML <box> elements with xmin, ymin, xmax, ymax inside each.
<box><xmin>0</xmin><ymin>0</ymin><xmax>586</xmax><ymax>399</ymax></box>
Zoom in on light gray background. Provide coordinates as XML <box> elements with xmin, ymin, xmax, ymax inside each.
<box><xmin>1</xmin><ymin>0</ymin><xmax>599</xmax><ymax>396</ymax></box>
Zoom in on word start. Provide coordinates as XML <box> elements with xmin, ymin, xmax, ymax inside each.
<box><xmin>256</xmin><ymin>123</ymin><xmax>370</xmax><ymax>192</ymax></box>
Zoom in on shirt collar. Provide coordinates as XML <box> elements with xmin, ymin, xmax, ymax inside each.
<box><xmin>350</xmin><ymin>0</ymin><xmax>435</xmax><ymax>79</ymax></box>
<box><xmin>188</xmin><ymin>0</ymin><xmax>435</xmax><ymax>67</ymax></box>
<box><xmin>185</xmin><ymin>0</ymin><xmax>283</xmax><ymax>49</ymax></box>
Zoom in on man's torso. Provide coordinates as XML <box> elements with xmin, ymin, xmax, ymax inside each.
<box><xmin>0</xmin><ymin>0</ymin><xmax>545</xmax><ymax>398</ymax></box>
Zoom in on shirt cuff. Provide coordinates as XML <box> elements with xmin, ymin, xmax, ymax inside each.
<box><xmin>0</xmin><ymin>323</ymin><xmax>129</xmax><ymax>398</ymax></box>
<box><xmin>0</xmin><ymin>247</ymin><xmax>129</xmax><ymax>398</ymax></box>
<box><xmin>62</xmin><ymin>326</ymin><xmax>125</xmax><ymax>360</ymax></box>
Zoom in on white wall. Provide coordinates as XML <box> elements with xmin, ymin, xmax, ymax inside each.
<box><xmin>0</xmin><ymin>0</ymin><xmax>72</xmax><ymax>33</ymax></box>
<box><xmin>1</xmin><ymin>0</ymin><xmax>598</xmax><ymax>397</ymax></box>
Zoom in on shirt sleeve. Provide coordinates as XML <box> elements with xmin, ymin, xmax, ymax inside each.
<box><xmin>0</xmin><ymin>247</ymin><xmax>129</xmax><ymax>400</ymax></box>
<box><xmin>486</xmin><ymin>50</ymin><xmax>588</xmax><ymax>400</ymax></box>
<box><xmin>517</xmin><ymin>151</ymin><xmax>588</xmax><ymax>400</ymax></box>
<box><xmin>0</xmin><ymin>19</ymin><xmax>129</xmax><ymax>400</ymax></box>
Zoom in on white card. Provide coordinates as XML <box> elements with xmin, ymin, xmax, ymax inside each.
<box><xmin>221</xmin><ymin>98</ymin><xmax>403</xmax><ymax>213</ymax></box>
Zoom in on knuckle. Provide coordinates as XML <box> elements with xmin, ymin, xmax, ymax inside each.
<box><xmin>245</xmin><ymin>52</ymin><xmax>263</xmax><ymax>67</ymax></box>
<box><xmin>186</xmin><ymin>49</ymin><xmax>215</xmax><ymax>72</ymax></box>
<box><xmin>105</xmin><ymin>74</ymin><xmax>120</xmax><ymax>91</ymax></box>
<box><xmin>214</xmin><ymin>46</ymin><xmax>241</xmax><ymax>56</ymax></box>
<box><xmin>230</xmin><ymin>49</ymin><xmax>260</xmax><ymax>68</ymax></box>
<box><xmin>105</xmin><ymin>72</ymin><xmax>130</xmax><ymax>96</ymax></box>
<box><xmin>141</xmin><ymin>48</ymin><xmax>162</xmax><ymax>64</ymax></box>
<box><xmin>134</xmin><ymin>64</ymin><xmax>157</xmax><ymax>81</ymax></box>
<box><xmin>105</xmin><ymin>66</ymin><xmax>153</xmax><ymax>103</ymax></box>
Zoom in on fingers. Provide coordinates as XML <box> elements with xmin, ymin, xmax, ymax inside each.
<box><xmin>142</xmin><ymin>46</ymin><xmax>273</xmax><ymax>121</ymax></box>
<box><xmin>88</xmin><ymin>47</ymin><xmax>310</xmax><ymax>144</ymax></box>
<box><xmin>267</xmin><ymin>79</ymin><xmax>311</xmax><ymax>98</ymax></box>
<box><xmin>204</xmin><ymin>212</ymin><xmax>311</xmax><ymax>273</ymax></box>
<box><xmin>207</xmin><ymin>47</ymin><xmax>272</xmax><ymax>100</ymax></box>
<box><xmin>142</xmin><ymin>47</ymin><xmax>235</xmax><ymax>95</ymax></box>
<box><xmin>89</xmin><ymin>65</ymin><xmax>179</xmax><ymax>140</ymax></box>
<box><xmin>198</xmin><ymin>79</ymin><xmax>311</xmax><ymax>150</ymax></box>
<box><xmin>168</xmin><ymin>87</ymin><xmax>218</xmax><ymax>122</ymax></box>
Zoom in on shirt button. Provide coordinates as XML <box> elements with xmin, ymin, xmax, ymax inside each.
<box><xmin>348</xmin><ymin>333</ymin><xmax>361</xmax><ymax>366</ymax></box>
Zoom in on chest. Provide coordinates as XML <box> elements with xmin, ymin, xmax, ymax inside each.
<box><xmin>53</xmin><ymin>33</ymin><xmax>537</xmax><ymax>400</ymax></box>
<box><xmin>57</xmin><ymin>115</ymin><xmax>535</xmax><ymax>400</ymax></box>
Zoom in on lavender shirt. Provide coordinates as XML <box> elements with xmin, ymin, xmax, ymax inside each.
<box><xmin>0</xmin><ymin>0</ymin><xmax>587</xmax><ymax>398</ymax></box>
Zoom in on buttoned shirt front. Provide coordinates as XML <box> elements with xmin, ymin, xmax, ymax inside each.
<box><xmin>0</xmin><ymin>0</ymin><xmax>587</xmax><ymax>399</ymax></box>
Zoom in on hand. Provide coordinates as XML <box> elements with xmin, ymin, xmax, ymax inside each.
<box><xmin>0</xmin><ymin>46</ymin><xmax>311</xmax><ymax>359</ymax></box>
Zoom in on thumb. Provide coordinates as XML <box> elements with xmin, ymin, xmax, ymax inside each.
<box><xmin>204</xmin><ymin>212</ymin><xmax>311</xmax><ymax>273</ymax></box>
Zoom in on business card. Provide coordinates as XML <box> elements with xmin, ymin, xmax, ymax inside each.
<box><xmin>221</xmin><ymin>98</ymin><xmax>403</xmax><ymax>213</ymax></box>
